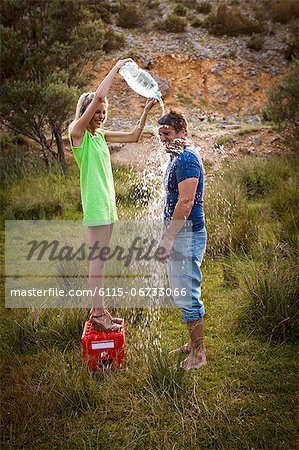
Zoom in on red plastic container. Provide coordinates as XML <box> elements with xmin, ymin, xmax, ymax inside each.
<box><xmin>81</xmin><ymin>320</ymin><xmax>125</xmax><ymax>371</ymax></box>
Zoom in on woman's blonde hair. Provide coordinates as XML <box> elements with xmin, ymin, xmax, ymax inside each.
<box><xmin>69</xmin><ymin>92</ymin><xmax>109</xmax><ymax>134</ymax></box>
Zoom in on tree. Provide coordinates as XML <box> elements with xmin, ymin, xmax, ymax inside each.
<box><xmin>265</xmin><ymin>56</ymin><xmax>299</xmax><ymax>149</ymax></box>
<box><xmin>0</xmin><ymin>0</ymin><xmax>122</xmax><ymax>174</ymax></box>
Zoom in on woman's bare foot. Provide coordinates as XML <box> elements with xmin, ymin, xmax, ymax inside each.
<box><xmin>89</xmin><ymin>308</ymin><xmax>123</xmax><ymax>325</ymax></box>
<box><xmin>180</xmin><ymin>348</ymin><xmax>207</xmax><ymax>370</ymax></box>
<box><xmin>104</xmin><ymin>309</ymin><xmax>123</xmax><ymax>325</ymax></box>
<box><xmin>169</xmin><ymin>342</ymin><xmax>191</xmax><ymax>355</ymax></box>
<box><xmin>89</xmin><ymin>309</ymin><xmax>121</xmax><ymax>332</ymax></box>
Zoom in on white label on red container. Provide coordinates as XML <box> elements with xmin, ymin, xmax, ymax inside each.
<box><xmin>91</xmin><ymin>340</ymin><xmax>115</xmax><ymax>350</ymax></box>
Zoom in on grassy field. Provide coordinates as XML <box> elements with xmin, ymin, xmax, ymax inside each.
<box><xmin>1</xmin><ymin>146</ymin><xmax>298</xmax><ymax>449</ymax></box>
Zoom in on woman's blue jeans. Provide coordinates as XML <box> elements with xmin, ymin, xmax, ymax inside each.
<box><xmin>167</xmin><ymin>228</ymin><xmax>207</xmax><ymax>323</ymax></box>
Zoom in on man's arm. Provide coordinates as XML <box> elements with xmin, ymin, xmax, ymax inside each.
<box><xmin>158</xmin><ymin>177</ymin><xmax>198</xmax><ymax>261</ymax></box>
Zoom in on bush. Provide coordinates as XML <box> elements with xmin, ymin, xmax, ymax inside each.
<box><xmin>271</xmin><ymin>0</ymin><xmax>299</xmax><ymax>23</ymax></box>
<box><xmin>240</xmin><ymin>254</ymin><xmax>299</xmax><ymax>343</ymax></box>
<box><xmin>103</xmin><ymin>28</ymin><xmax>125</xmax><ymax>52</ymax></box>
<box><xmin>156</xmin><ymin>14</ymin><xmax>187</xmax><ymax>33</ymax></box>
<box><xmin>179</xmin><ymin>0</ymin><xmax>199</xmax><ymax>8</ymax></box>
<box><xmin>265</xmin><ymin>56</ymin><xmax>299</xmax><ymax>146</ymax></box>
<box><xmin>247</xmin><ymin>33</ymin><xmax>264</xmax><ymax>51</ymax></box>
<box><xmin>174</xmin><ymin>3</ymin><xmax>187</xmax><ymax>17</ymax></box>
<box><xmin>191</xmin><ymin>17</ymin><xmax>203</xmax><ymax>28</ymax></box>
<box><xmin>284</xmin><ymin>23</ymin><xmax>299</xmax><ymax>60</ymax></box>
<box><xmin>116</xmin><ymin>2</ymin><xmax>145</xmax><ymax>28</ymax></box>
<box><xmin>147</xmin><ymin>0</ymin><xmax>160</xmax><ymax>8</ymax></box>
<box><xmin>205</xmin><ymin>2</ymin><xmax>261</xmax><ymax>36</ymax></box>
<box><xmin>195</xmin><ymin>1</ymin><xmax>212</xmax><ymax>14</ymax></box>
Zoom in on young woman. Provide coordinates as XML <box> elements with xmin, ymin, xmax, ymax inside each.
<box><xmin>69</xmin><ymin>58</ymin><xmax>156</xmax><ymax>331</ymax></box>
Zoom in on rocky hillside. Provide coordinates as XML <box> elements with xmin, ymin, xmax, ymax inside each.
<box><xmin>68</xmin><ymin>0</ymin><xmax>298</xmax><ymax>168</ymax></box>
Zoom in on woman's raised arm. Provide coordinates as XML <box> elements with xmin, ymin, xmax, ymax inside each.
<box><xmin>104</xmin><ymin>98</ymin><xmax>157</xmax><ymax>144</ymax></box>
<box><xmin>71</xmin><ymin>58</ymin><xmax>133</xmax><ymax>140</ymax></box>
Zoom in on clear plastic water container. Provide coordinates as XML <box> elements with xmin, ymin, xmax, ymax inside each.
<box><xmin>119</xmin><ymin>61</ymin><xmax>162</xmax><ymax>101</ymax></box>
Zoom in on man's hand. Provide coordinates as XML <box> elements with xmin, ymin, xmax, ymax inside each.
<box><xmin>155</xmin><ymin>237</ymin><xmax>174</xmax><ymax>264</ymax></box>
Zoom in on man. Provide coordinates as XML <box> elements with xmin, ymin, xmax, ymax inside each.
<box><xmin>157</xmin><ymin>110</ymin><xmax>207</xmax><ymax>370</ymax></box>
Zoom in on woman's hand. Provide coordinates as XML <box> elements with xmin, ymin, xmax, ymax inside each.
<box><xmin>144</xmin><ymin>98</ymin><xmax>158</xmax><ymax>112</ymax></box>
<box><xmin>115</xmin><ymin>58</ymin><xmax>134</xmax><ymax>71</ymax></box>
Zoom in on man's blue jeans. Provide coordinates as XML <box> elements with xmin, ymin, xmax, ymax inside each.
<box><xmin>167</xmin><ymin>228</ymin><xmax>207</xmax><ymax>323</ymax></box>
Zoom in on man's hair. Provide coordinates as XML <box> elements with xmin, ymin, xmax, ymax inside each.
<box><xmin>158</xmin><ymin>109</ymin><xmax>187</xmax><ymax>133</ymax></box>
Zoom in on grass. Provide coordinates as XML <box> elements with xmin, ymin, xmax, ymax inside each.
<box><xmin>238</xmin><ymin>252</ymin><xmax>299</xmax><ymax>343</ymax></box>
<box><xmin>1</xmin><ymin>262</ymin><xmax>298</xmax><ymax>449</ymax></box>
<box><xmin>1</xmin><ymin>142</ymin><xmax>298</xmax><ymax>448</ymax></box>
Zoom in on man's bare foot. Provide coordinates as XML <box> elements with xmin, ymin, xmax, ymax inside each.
<box><xmin>169</xmin><ymin>342</ymin><xmax>191</xmax><ymax>355</ymax></box>
<box><xmin>180</xmin><ymin>348</ymin><xmax>207</xmax><ymax>370</ymax></box>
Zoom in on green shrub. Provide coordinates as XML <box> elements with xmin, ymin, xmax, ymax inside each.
<box><xmin>156</xmin><ymin>14</ymin><xmax>187</xmax><ymax>33</ymax></box>
<box><xmin>195</xmin><ymin>1</ymin><xmax>212</xmax><ymax>14</ymax></box>
<box><xmin>147</xmin><ymin>0</ymin><xmax>160</xmax><ymax>9</ymax></box>
<box><xmin>205</xmin><ymin>2</ymin><xmax>261</xmax><ymax>36</ymax></box>
<box><xmin>179</xmin><ymin>0</ymin><xmax>199</xmax><ymax>8</ymax></box>
<box><xmin>271</xmin><ymin>0</ymin><xmax>299</xmax><ymax>23</ymax></box>
<box><xmin>103</xmin><ymin>28</ymin><xmax>125</xmax><ymax>52</ymax></box>
<box><xmin>284</xmin><ymin>23</ymin><xmax>299</xmax><ymax>60</ymax></box>
<box><xmin>174</xmin><ymin>3</ymin><xmax>187</xmax><ymax>17</ymax></box>
<box><xmin>191</xmin><ymin>17</ymin><xmax>203</xmax><ymax>28</ymax></box>
<box><xmin>265</xmin><ymin>56</ymin><xmax>299</xmax><ymax>146</ymax></box>
<box><xmin>247</xmin><ymin>33</ymin><xmax>264</xmax><ymax>51</ymax></box>
<box><xmin>240</xmin><ymin>254</ymin><xmax>299</xmax><ymax>343</ymax></box>
<box><xmin>87</xmin><ymin>0</ymin><xmax>114</xmax><ymax>24</ymax></box>
<box><xmin>116</xmin><ymin>2</ymin><xmax>145</xmax><ymax>28</ymax></box>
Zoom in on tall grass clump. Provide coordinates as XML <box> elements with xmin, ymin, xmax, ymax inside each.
<box><xmin>239</xmin><ymin>253</ymin><xmax>299</xmax><ymax>343</ymax></box>
<box><xmin>205</xmin><ymin>173</ymin><xmax>261</xmax><ymax>256</ymax></box>
<box><xmin>0</xmin><ymin>132</ymin><xmax>46</xmax><ymax>188</ymax></box>
<box><xmin>270</xmin><ymin>175</ymin><xmax>299</xmax><ymax>248</ymax></box>
<box><xmin>145</xmin><ymin>344</ymin><xmax>189</xmax><ymax>400</ymax></box>
<box><xmin>1</xmin><ymin>309</ymin><xmax>86</xmax><ymax>356</ymax></box>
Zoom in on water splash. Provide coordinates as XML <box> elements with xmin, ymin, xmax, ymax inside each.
<box><xmin>159</xmin><ymin>98</ymin><xmax>165</xmax><ymax>116</ymax></box>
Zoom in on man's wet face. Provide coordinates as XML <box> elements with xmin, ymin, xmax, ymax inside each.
<box><xmin>158</xmin><ymin>125</ymin><xmax>186</xmax><ymax>152</ymax></box>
